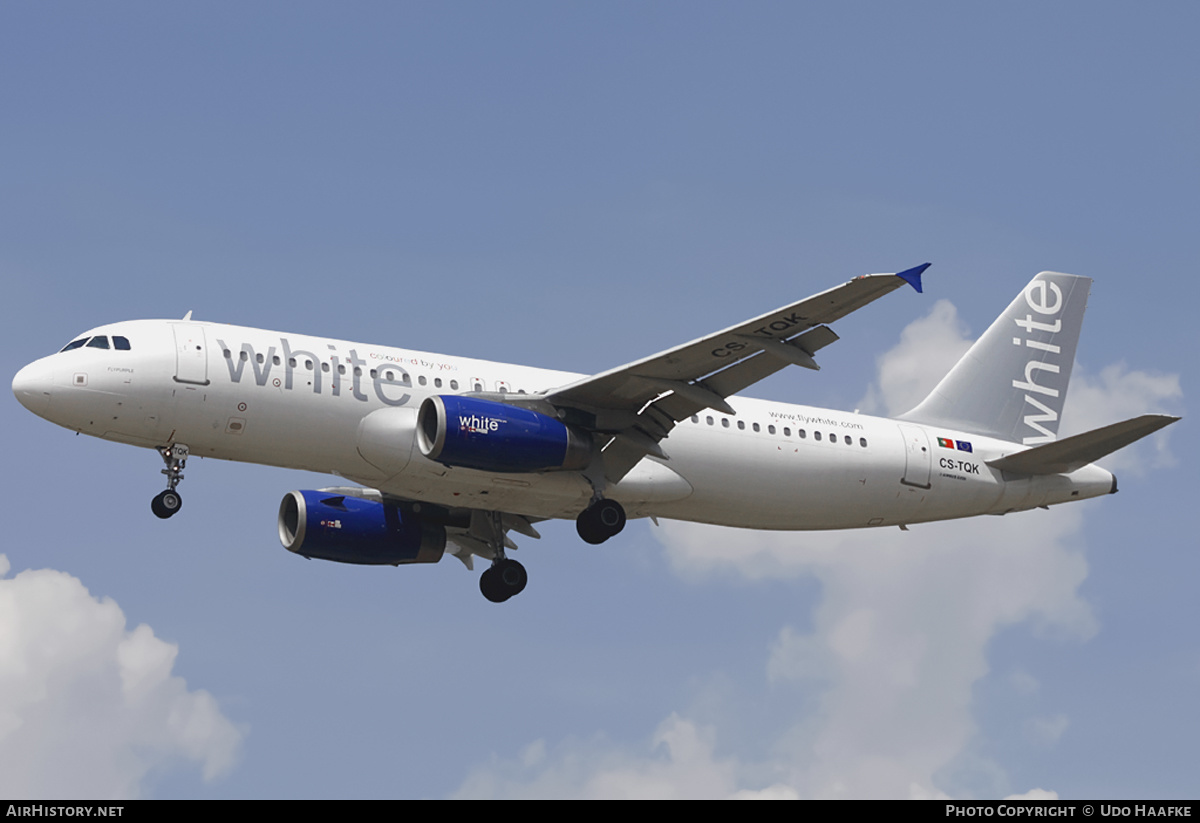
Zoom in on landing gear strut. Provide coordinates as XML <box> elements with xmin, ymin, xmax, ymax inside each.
<box><xmin>151</xmin><ymin>444</ymin><xmax>189</xmax><ymax>519</ymax></box>
<box><xmin>576</xmin><ymin>498</ymin><xmax>626</xmax><ymax>545</ymax></box>
<box><xmin>479</xmin><ymin>510</ymin><xmax>527</xmax><ymax>603</ymax></box>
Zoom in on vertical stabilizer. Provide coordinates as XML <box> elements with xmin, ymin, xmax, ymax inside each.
<box><xmin>900</xmin><ymin>272</ymin><xmax>1091</xmax><ymax>444</ymax></box>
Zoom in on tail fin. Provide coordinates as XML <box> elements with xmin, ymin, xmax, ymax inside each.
<box><xmin>900</xmin><ymin>272</ymin><xmax>1092</xmax><ymax>444</ymax></box>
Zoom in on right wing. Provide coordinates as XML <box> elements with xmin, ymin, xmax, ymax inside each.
<box><xmin>540</xmin><ymin>264</ymin><xmax>929</xmax><ymax>480</ymax></box>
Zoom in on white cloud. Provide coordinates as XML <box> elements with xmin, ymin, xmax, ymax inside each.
<box><xmin>0</xmin><ymin>556</ymin><xmax>244</xmax><ymax>798</ymax></box>
<box><xmin>651</xmin><ymin>508</ymin><xmax>1093</xmax><ymax>798</ymax></box>
<box><xmin>454</xmin><ymin>715</ymin><xmax>750</xmax><ymax>799</ymax></box>
<box><xmin>1023</xmin><ymin>714</ymin><xmax>1070</xmax><ymax>746</ymax></box>
<box><xmin>1008</xmin><ymin>669</ymin><xmax>1040</xmax><ymax>696</ymax></box>
<box><xmin>1061</xmin><ymin>363</ymin><xmax>1182</xmax><ymax>474</ymax></box>
<box><xmin>858</xmin><ymin>298</ymin><xmax>973</xmax><ymax>417</ymax></box>
<box><xmin>454</xmin><ymin>297</ymin><xmax>1180</xmax><ymax>799</ymax></box>
<box><xmin>1005</xmin><ymin>788</ymin><xmax>1060</xmax><ymax>800</ymax></box>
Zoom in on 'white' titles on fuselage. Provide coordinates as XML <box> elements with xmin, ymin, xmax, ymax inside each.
<box><xmin>1011</xmin><ymin>279</ymin><xmax>1064</xmax><ymax>445</ymax></box>
<box><xmin>216</xmin><ymin>337</ymin><xmax>412</xmax><ymax>407</ymax></box>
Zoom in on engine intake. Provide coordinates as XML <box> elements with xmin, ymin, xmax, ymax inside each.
<box><xmin>278</xmin><ymin>490</ymin><xmax>446</xmax><ymax>565</ymax></box>
<box><xmin>416</xmin><ymin>395</ymin><xmax>591</xmax><ymax>473</ymax></box>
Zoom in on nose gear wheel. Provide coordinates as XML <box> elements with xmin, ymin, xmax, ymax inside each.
<box><xmin>152</xmin><ymin>444</ymin><xmax>189</xmax><ymax>519</ymax></box>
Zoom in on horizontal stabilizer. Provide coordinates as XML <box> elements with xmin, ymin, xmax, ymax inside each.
<box><xmin>987</xmin><ymin>414</ymin><xmax>1179</xmax><ymax>475</ymax></box>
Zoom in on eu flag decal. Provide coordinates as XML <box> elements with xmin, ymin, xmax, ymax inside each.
<box><xmin>956</xmin><ymin>440</ymin><xmax>973</xmax><ymax>453</ymax></box>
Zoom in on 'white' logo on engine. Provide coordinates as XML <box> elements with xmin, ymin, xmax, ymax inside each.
<box><xmin>459</xmin><ymin>415</ymin><xmax>502</xmax><ymax>434</ymax></box>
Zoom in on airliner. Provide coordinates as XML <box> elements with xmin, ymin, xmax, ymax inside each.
<box><xmin>11</xmin><ymin>265</ymin><xmax>1178</xmax><ymax>602</ymax></box>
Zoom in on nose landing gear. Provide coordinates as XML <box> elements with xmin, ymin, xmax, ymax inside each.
<box><xmin>151</xmin><ymin>444</ymin><xmax>189</xmax><ymax>519</ymax></box>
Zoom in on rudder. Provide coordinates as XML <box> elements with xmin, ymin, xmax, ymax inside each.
<box><xmin>900</xmin><ymin>272</ymin><xmax>1092</xmax><ymax>445</ymax></box>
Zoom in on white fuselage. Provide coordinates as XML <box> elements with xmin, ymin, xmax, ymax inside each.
<box><xmin>12</xmin><ymin>319</ymin><xmax>1116</xmax><ymax>530</ymax></box>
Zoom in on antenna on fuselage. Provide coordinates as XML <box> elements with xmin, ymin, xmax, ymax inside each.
<box><xmin>182</xmin><ymin>310</ymin><xmax>193</xmax><ymax>321</ymax></box>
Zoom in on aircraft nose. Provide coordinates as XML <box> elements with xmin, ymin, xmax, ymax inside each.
<box><xmin>12</xmin><ymin>359</ymin><xmax>54</xmax><ymax>418</ymax></box>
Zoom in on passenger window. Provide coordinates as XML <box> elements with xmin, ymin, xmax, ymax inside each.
<box><xmin>799</xmin><ymin>429</ymin><xmax>807</xmax><ymax>439</ymax></box>
<box><xmin>256</xmin><ymin>353</ymin><xmax>264</xmax><ymax>364</ymax></box>
<box><xmin>113</xmin><ymin>336</ymin><xmax>131</xmax><ymax>350</ymax></box>
<box><xmin>737</xmin><ymin>420</ymin><xmax>745</xmax><ymax>430</ymax></box>
<box><xmin>845</xmin><ymin>435</ymin><xmax>852</xmax><ymax>445</ymax></box>
<box><xmin>321</xmin><ymin>362</ymin><xmax>330</xmax><ymax>373</ymax></box>
<box><xmin>450</xmin><ymin>380</ymin><xmax>459</xmax><ymax>390</ymax></box>
<box><xmin>240</xmin><ymin>351</ymin><xmax>249</xmax><ymax>361</ymax></box>
<box><xmin>753</xmin><ymin>423</ymin><xmax>760</xmax><ymax>432</ymax></box>
<box><xmin>721</xmin><ymin>418</ymin><xmax>730</xmax><ymax>428</ymax></box>
<box><xmin>768</xmin><ymin>425</ymin><xmax>776</xmax><ymax>435</ymax></box>
<box><xmin>784</xmin><ymin>427</ymin><xmax>791</xmax><ymax>437</ymax></box>
<box><xmin>706</xmin><ymin>416</ymin><xmax>714</xmax><ymax>425</ymax></box>
<box><xmin>815</xmin><ymin>431</ymin><xmax>822</xmax><ymax>441</ymax></box>
<box><xmin>860</xmin><ymin>437</ymin><xmax>868</xmax><ymax>448</ymax></box>
<box><xmin>434</xmin><ymin>378</ymin><xmax>442</xmax><ymax>388</ymax></box>
<box><xmin>691</xmin><ymin>415</ymin><xmax>699</xmax><ymax>423</ymax></box>
<box><xmin>419</xmin><ymin>375</ymin><xmax>427</xmax><ymax>386</ymax></box>
<box><xmin>60</xmin><ymin>338</ymin><xmax>89</xmax><ymax>352</ymax></box>
<box><xmin>86</xmin><ymin>336</ymin><xmax>110</xmax><ymax>349</ymax></box>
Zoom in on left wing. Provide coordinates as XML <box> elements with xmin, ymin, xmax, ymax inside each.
<box><xmin>442</xmin><ymin>510</ymin><xmax>544</xmax><ymax>571</ymax></box>
<box><xmin>542</xmin><ymin>264</ymin><xmax>928</xmax><ymax>480</ymax></box>
<box><xmin>987</xmin><ymin>414</ymin><xmax>1179</xmax><ymax>476</ymax></box>
<box><xmin>310</xmin><ymin>486</ymin><xmax>543</xmax><ymax>570</ymax></box>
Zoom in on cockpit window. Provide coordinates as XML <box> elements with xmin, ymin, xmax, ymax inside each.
<box><xmin>59</xmin><ymin>335</ymin><xmax>131</xmax><ymax>353</ymax></box>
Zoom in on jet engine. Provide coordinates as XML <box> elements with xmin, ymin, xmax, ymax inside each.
<box><xmin>278</xmin><ymin>490</ymin><xmax>446</xmax><ymax>565</ymax></box>
<box><xmin>416</xmin><ymin>395</ymin><xmax>591</xmax><ymax>473</ymax></box>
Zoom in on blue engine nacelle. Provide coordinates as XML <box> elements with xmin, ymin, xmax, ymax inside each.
<box><xmin>416</xmin><ymin>395</ymin><xmax>592</xmax><ymax>473</ymax></box>
<box><xmin>278</xmin><ymin>490</ymin><xmax>446</xmax><ymax>565</ymax></box>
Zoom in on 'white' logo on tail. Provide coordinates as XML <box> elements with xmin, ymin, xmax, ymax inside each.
<box><xmin>1012</xmin><ymin>279</ymin><xmax>1064</xmax><ymax>445</ymax></box>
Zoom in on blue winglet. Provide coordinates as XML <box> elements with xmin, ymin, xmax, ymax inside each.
<box><xmin>895</xmin><ymin>262</ymin><xmax>930</xmax><ymax>293</ymax></box>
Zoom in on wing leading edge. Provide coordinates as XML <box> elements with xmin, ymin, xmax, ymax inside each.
<box><xmin>543</xmin><ymin>264</ymin><xmax>929</xmax><ymax>481</ymax></box>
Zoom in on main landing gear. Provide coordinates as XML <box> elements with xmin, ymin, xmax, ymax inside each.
<box><xmin>479</xmin><ymin>510</ymin><xmax>528</xmax><ymax>604</ymax></box>
<box><xmin>478</xmin><ymin>498</ymin><xmax>626</xmax><ymax>603</ymax></box>
<box><xmin>151</xmin><ymin>444</ymin><xmax>189</xmax><ymax>519</ymax></box>
<box><xmin>576</xmin><ymin>498</ymin><xmax>626</xmax><ymax>545</ymax></box>
<box><xmin>480</xmin><ymin>558</ymin><xmax>528</xmax><ymax>603</ymax></box>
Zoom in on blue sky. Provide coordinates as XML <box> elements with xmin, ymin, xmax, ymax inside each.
<box><xmin>1</xmin><ymin>2</ymin><xmax>1195</xmax><ymax>798</ymax></box>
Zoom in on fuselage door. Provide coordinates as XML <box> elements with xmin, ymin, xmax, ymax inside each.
<box><xmin>171</xmin><ymin>324</ymin><xmax>210</xmax><ymax>386</ymax></box>
<box><xmin>897</xmin><ymin>423</ymin><xmax>932</xmax><ymax>489</ymax></box>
